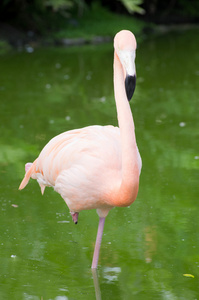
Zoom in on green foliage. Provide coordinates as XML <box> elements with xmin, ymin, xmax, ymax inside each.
<box><xmin>1</xmin><ymin>0</ymin><xmax>199</xmax><ymax>37</ymax></box>
<box><xmin>54</xmin><ymin>2</ymin><xmax>144</xmax><ymax>39</ymax></box>
<box><xmin>45</xmin><ymin>0</ymin><xmax>73</xmax><ymax>12</ymax></box>
<box><xmin>119</xmin><ymin>0</ymin><xmax>145</xmax><ymax>14</ymax></box>
<box><xmin>1</xmin><ymin>0</ymin><xmax>142</xmax><ymax>34</ymax></box>
<box><xmin>0</xmin><ymin>40</ymin><xmax>12</xmax><ymax>55</ymax></box>
<box><xmin>178</xmin><ymin>0</ymin><xmax>199</xmax><ymax>17</ymax></box>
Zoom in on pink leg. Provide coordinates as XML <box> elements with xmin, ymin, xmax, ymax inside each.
<box><xmin>91</xmin><ymin>217</ymin><xmax>105</xmax><ymax>269</ymax></box>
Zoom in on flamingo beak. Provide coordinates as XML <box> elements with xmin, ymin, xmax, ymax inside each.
<box><xmin>118</xmin><ymin>49</ymin><xmax>136</xmax><ymax>101</ymax></box>
<box><xmin>125</xmin><ymin>74</ymin><xmax>136</xmax><ymax>101</ymax></box>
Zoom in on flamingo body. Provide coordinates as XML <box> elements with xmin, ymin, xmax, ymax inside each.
<box><xmin>20</xmin><ymin>125</ymin><xmax>141</xmax><ymax>216</ymax></box>
<box><xmin>19</xmin><ymin>30</ymin><xmax>142</xmax><ymax>268</ymax></box>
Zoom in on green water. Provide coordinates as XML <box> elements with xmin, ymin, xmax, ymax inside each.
<box><xmin>0</xmin><ymin>29</ymin><xmax>199</xmax><ymax>299</ymax></box>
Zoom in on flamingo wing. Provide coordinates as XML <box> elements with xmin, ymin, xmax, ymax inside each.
<box><xmin>19</xmin><ymin>125</ymin><xmax>123</xmax><ymax>212</ymax></box>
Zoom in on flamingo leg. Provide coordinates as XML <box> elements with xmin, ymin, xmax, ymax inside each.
<box><xmin>91</xmin><ymin>217</ymin><xmax>105</xmax><ymax>269</ymax></box>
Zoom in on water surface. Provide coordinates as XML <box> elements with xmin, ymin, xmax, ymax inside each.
<box><xmin>0</xmin><ymin>29</ymin><xmax>199</xmax><ymax>299</ymax></box>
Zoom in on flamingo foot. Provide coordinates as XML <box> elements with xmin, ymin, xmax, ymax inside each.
<box><xmin>70</xmin><ymin>212</ymin><xmax>79</xmax><ymax>224</ymax></box>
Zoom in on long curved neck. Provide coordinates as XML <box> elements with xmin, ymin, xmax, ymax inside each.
<box><xmin>112</xmin><ymin>52</ymin><xmax>139</xmax><ymax>206</ymax></box>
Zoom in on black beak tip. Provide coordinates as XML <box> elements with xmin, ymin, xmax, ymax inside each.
<box><xmin>125</xmin><ymin>75</ymin><xmax>136</xmax><ymax>101</ymax></box>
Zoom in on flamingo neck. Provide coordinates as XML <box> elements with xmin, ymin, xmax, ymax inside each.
<box><xmin>112</xmin><ymin>52</ymin><xmax>139</xmax><ymax>207</ymax></box>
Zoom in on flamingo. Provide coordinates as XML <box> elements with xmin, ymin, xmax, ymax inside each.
<box><xmin>19</xmin><ymin>30</ymin><xmax>142</xmax><ymax>269</ymax></box>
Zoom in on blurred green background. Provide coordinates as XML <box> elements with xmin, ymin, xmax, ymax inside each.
<box><xmin>0</xmin><ymin>1</ymin><xmax>199</xmax><ymax>299</ymax></box>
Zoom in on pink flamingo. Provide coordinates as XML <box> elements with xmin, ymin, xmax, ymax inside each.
<box><xmin>19</xmin><ymin>30</ymin><xmax>142</xmax><ymax>269</ymax></box>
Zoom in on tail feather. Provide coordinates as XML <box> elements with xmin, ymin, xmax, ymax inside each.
<box><xmin>19</xmin><ymin>160</ymin><xmax>37</xmax><ymax>190</ymax></box>
<box><xmin>40</xmin><ymin>183</ymin><xmax>45</xmax><ymax>195</ymax></box>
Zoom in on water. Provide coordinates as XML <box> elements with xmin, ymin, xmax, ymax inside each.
<box><xmin>0</xmin><ymin>29</ymin><xmax>199</xmax><ymax>299</ymax></box>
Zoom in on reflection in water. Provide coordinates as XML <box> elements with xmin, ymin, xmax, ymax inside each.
<box><xmin>23</xmin><ymin>294</ymin><xmax>69</xmax><ymax>299</ymax></box>
<box><xmin>0</xmin><ymin>29</ymin><xmax>199</xmax><ymax>299</ymax></box>
<box><xmin>144</xmin><ymin>226</ymin><xmax>157</xmax><ymax>263</ymax></box>
<box><xmin>92</xmin><ymin>269</ymin><xmax>101</xmax><ymax>300</ymax></box>
<box><xmin>103</xmin><ymin>267</ymin><xmax>121</xmax><ymax>283</ymax></box>
<box><xmin>92</xmin><ymin>267</ymin><xmax>122</xmax><ymax>300</ymax></box>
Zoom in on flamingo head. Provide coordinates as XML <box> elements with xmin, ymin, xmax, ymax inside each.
<box><xmin>114</xmin><ymin>30</ymin><xmax>137</xmax><ymax>101</ymax></box>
